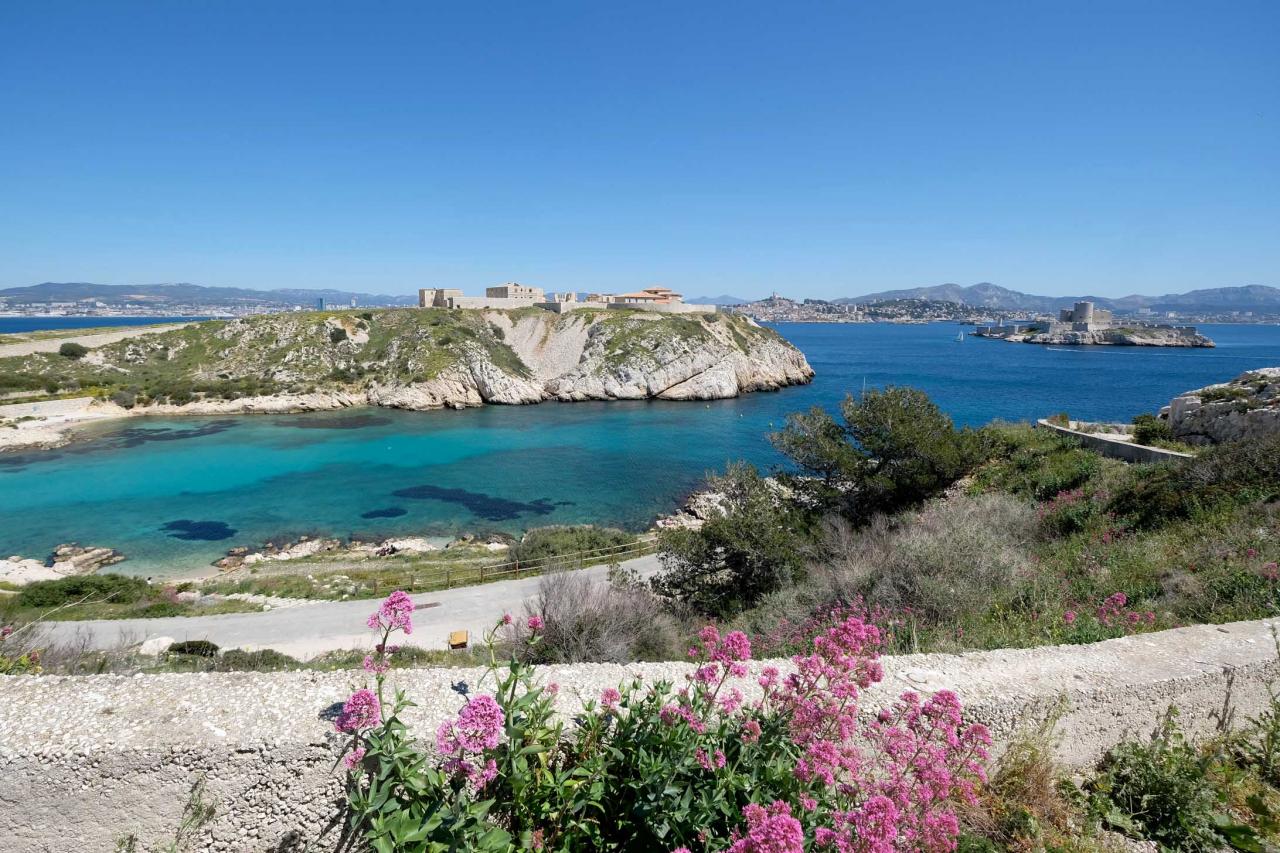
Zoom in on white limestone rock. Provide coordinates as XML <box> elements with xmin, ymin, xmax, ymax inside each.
<box><xmin>1167</xmin><ymin>368</ymin><xmax>1280</xmax><ymax>445</ymax></box>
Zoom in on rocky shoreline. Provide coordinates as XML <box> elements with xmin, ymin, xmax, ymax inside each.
<box><xmin>976</xmin><ymin>326</ymin><xmax>1215</xmax><ymax>346</ymax></box>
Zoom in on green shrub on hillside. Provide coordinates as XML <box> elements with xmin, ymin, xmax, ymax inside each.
<box><xmin>58</xmin><ymin>342</ymin><xmax>89</xmax><ymax>359</ymax></box>
<box><xmin>16</xmin><ymin>574</ymin><xmax>149</xmax><ymax>608</ymax></box>
<box><xmin>1132</xmin><ymin>413</ymin><xmax>1174</xmax><ymax>446</ymax></box>
<box><xmin>973</xmin><ymin>423</ymin><xmax>1104</xmax><ymax>501</ymax></box>
<box><xmin>510</xmin><ymin>525</ymin><xmax>636</xmax><ymax>565</ymax></box>
<box><xmin>654</xmin><ymin>462</ymin><xmax>809</xmax><ymax>617</ymax></box>
<box><xmin>771</xmin><ymin>386</ymin><xmax>986</xmax><ymax>519</ymax></box>
<box><xmin>1109</xmin><ymin>434</ymin><xmax>1280</xmax><ymax>529</ymax></box>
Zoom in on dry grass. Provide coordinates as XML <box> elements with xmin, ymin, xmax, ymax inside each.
<box><xmin>514</xmin><ymin>568</ymin><xmax>683</xmax><ymax>664</ymax></box>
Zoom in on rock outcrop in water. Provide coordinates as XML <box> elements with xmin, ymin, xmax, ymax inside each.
<box><xmin>1</xmin><ymin>308</ymin><xmax>813</xmax><ymax>418</ymax></box>
<box><xmin>1165</xmin><ymin>368</ymin><xmax>1280</xmax><ymax>445</ymax></box>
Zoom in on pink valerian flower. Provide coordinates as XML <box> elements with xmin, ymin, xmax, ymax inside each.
<box><xmin>600</xmin><ymin>687</ymin><xmax>621</xmax><ymax>710</ymax></box>
<box><xmin>450</xmin><ymin>694</ymin><xmax>505</xmax><ymax>752</ymax></box>
<box><xmin>1096</xmin><ymin>591</ymin><xmax>1156</xmax><ymax>634</ymax></box>
<box><xmin>725</xmin><ymin>801</ymin><xmax>804</xmax><ymax>853</ymax></box>
<box><xmin>741</xmin><ymin>719</ymin><xmax>762</xmax><ymax>743</ymax></box>
<box><xmin>366</xmin><ymin>590</ymin><xmax>414</xmax><ymax>635</ymax></box>
<box><xmin>362</xmin><ymin>654</ymin><xmax>390</xmax><ymax>675</ymax></box>
<box><xmin>341</xmin><ymin>746</ymin><xmax>366</xmax><ymax>770</ymax></box>
<box><xmin>501</xmin><ymin>613</ymin><xmax>513</xmax><ymax>625</ymax></box>
<box><xmin>334</xmin><ymin>689</ymin><xmax>381</xmax><ymax>733</ymax></box>
<box><xmin>0</xmin><ymin>625</ymin><xmax>13</xmax><ymax>639</ymax></box>
<box><xmin>1063</xmin><ymin>610</ymin><xmax>1078</xmax><ymax>625</ymax></box>
<box><xmin>659</xmin><ymin>703</ymin><xmax>706</xmax><ymax>733</ymax></box>
<box><xmin>671</xmin><ymin>848</ymin><xmax>693</xmax><ymax>853</ymax></box>
<box><xmin>527</xmin><ymin>615</ymin><xmax>544</xmax><ymax>631</ymax></box>
<box><xmin>435</xmin><ymin>694</ymin><xmax>505</xmax><ymax>786</ymax></box>
<box><xmin>694</xmin><ymin>748</ymin><xmax>727</xmax><ymax>772</ymax></box>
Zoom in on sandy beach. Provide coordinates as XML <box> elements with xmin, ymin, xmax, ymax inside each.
<box><xmin>0</xmin><ymin>396</ymin><xmax>129</xmax><ymax>451</ymax></box>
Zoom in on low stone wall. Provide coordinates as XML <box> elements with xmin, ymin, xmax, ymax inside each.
<box><xmin>1036</xmin><ymin>418</ymin><xmax>1193</xmax><ymax>463</ymax></box>
<box><xmin>4</xmin><ymin>618</ymin><xmax>1279</xmax><ymax>852</ymax></box>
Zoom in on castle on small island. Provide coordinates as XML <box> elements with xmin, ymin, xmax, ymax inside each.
<box><xmin>975</xmin><ymin>300</ymin><xmax>1214</xmax><ymax>347</ymax></box>
<box><xmin>418</xmin><ymin>283</ymin><xmax>712</xmax><ymax>315</ymax></box>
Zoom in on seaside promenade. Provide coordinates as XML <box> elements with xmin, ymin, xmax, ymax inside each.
<box><xmin>34</xmin><ymin>553</ymin><xmax>665</xmax><ymax>659</ymax></box>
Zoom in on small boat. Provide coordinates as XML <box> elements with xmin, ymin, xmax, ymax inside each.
<box><xmin>955</xmin><ymin>332</ymin><xmax>965</xmax><ymax>342</ymax></box>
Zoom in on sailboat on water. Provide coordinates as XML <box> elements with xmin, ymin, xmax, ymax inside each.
<box><xmin>955</xmin><ymin>331</ymin><xmax>965</xmax><ymax>342</ymax></box>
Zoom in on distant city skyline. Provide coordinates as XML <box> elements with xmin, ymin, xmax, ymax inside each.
<box><xmin>1</xmin><ymin>2</ymin><xmax>1276</xmax><ymax>300</ymax></box>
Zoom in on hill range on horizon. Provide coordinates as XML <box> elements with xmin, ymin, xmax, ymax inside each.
<box><xmin>696</xmin><ymin>283</ymin><xmax>1280</xmax><ymax>314</ymax></box>
<box><xmin>3</xmin><ymin>281</ymin><xmax>1278</xmax><ymax>315</ymax></box>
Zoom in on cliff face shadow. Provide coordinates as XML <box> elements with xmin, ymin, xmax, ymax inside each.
<box><xmin>390</xmin><ymin>484</ymin><xmax>568</xmax><ymax>521</ymax></box>
<box><xmin>162</xmin><ymin>519</ymin><xmax>238</xmax><ymax>541</ymax></box>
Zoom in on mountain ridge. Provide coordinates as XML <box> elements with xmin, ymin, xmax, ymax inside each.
<box><xmin>0</xmin><ymin>282</ymin><xmax>419</xmax><ymax>307</ymax></box>
<box><xmin>839</xmin><ymin>283</ymin><xmax>1280</xmax><ymax>313</ymax></box>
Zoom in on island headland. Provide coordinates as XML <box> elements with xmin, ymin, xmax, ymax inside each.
<box><xmin>974</xmin><ymin>299</ymin><xmax>1214</xmax><ymax>346</ymax></box>
<box><xmin>0</xmin><ymin>307</ymin><xmax>813</xmax><ymax>451</ymax></box>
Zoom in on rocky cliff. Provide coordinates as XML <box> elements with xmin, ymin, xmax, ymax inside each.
<box><xmin>0</xmin><ymin>308</ymin><xmax>813</xmax><ymax>414</ymax></box>
<box><xmin>978</xmin><ymin>326</ymin><xmax>1216</xmax><ymax>346</ymax></box>
<box><xmin>1166</xmin><ymin>368</ymin><xmax>1280</xmax><ymax>445</ymax></box>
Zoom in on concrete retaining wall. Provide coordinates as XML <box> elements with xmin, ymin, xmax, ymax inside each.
<box><xmin>4</xmin><ymin>618</ymin><xmax>1279</xmax><ymax>852</ymax></box>
<box><xmin>1036</xmin><ymin>418</ymin><xmax>1193</xmax><ymax>463</ymax></box>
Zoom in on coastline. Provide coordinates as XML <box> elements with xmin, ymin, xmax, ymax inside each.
<box><xmin>0</xmin><ymin>366</ymin><xmax>813</xmax><ymax>454</ymax></box>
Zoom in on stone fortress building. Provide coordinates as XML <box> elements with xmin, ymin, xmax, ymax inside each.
<box><xmin>975</xmin><ymin>299</ymin><xmax>1212</xmax><ymax>346</ymax></box>
<box><xmin>418</xmin><ymin>283</ymin><xmax>712</xmax><ymax>314</ymax></box>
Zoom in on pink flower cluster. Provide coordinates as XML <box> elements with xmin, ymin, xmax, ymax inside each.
<box><xmin>729</xmin><ymin>615</ymin><xmax>987</xmax><ymax>852</ymax></box>
<box><xmin>334</xmin><ymin>689</ymin><xmax>381</xmax><ymax>733</ymax></box>
<box><xmin>688</xmin><ymin>625</ymin><xmax>752</xmax><ymax>682</ymax></box>
<box><xmin>436</xmin><ymin>694</ymin><xmax>505</xmax><ymax>787</ymax></box>
<box><xmin>366</xmin><ymin>589</ymin><xmax>414</xmax><ymax>634</ymax></box>
<box><xmin>1096</xmin><ymin>592</ymin><xmax>1156</xmax><ymax>632</ymax></box>
<box><xmin>725</xmin><ymin>801</ymin><xmax>804</xmax><ymax>853</ymax></box>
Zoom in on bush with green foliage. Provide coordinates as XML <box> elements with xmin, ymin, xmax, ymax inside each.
<box><xmin>16</xmin><ymin>574</ymin><xmax>150</xmax><ymax>608</ymax></box>
<box><xmin>58</xmin><ymin>341</ymin><xmax>89</xmax><ymax>359</ymax></box>
<box><xmin>509</xmin><ymin>525</ymin><xmax>636</xmax><ymax>566</ymax></box>
<box><xmin>1088</xmin><ymin>708</ymin><xmax>1278</xmax><ymax>852</ymax></box>
<box><xmin>654</xmin><ymin>462</ymin><xmax>809</xmax><ymax>617</ymax></box>
<box><xmin>166</xmin><ymin>639</ymin><xmax>220</xmax><ymax>658</ymax></box>
<box><xmin>1132</xmin><ymin>412</ymin><xmax>1174</xmax><ymax>446</ymax></box>
<box><xmin>771</xmin><ymin>386</ymin><xmax>986</xmax><ymax>519</ymax></box>
<box><xmin>1109</xmin><ymin>434</ymin><xmax>1280</xmax><ymax>529</ymax></box>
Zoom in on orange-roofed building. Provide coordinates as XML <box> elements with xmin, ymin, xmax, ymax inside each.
<box><xmin>611</xmin><ymin>286</ymin><xmax>685</xmax><ymax>305</ymax></box>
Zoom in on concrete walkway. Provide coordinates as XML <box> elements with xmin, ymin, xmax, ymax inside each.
<box><xmin>0</xmin><ymin>322</ymin><xmax>191</xmax><ymax>358</ymax></box>
<box><xmin>36</xmin><ymin>553</ymin><xmax>665</xmax><ymax>659</ymax></box>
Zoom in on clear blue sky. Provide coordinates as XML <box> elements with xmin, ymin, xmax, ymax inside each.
<box><xmin>1</xmin><ymin>1</ymin><xmax>1276</xmax><ymax>300</ymax></box>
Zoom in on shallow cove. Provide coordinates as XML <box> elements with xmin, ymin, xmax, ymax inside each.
<box><xmin>3</xmin><ymin>322</ymin><xmax>1280</xmax><ymax>576</ymax></box>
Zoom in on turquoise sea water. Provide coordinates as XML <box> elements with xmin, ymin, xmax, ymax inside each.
<box><xmin>3</xmin><ymin>322</ymin><xmax>1279</xmax><ymax>574</ymax></box>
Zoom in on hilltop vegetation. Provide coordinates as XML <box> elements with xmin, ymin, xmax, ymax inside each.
<box><xmin>0</xmin><ymin>307</ymin><xmax>811</xmax><ymax>409</ymax></box>
<box><xmin>566</xmin><ymin>387</ymin><xmax>1280</xmax><ymax>662</ymax></box>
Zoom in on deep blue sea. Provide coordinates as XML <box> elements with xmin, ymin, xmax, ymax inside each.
<box><xmin>3</xmin><ymin>321</ymin><xmax>1279</xmax><ymax>574</ymax></box>
<box><xmin>0</xmin><ymin>316</ymin><xmax>210</xmax><ymax>334</ymax></box>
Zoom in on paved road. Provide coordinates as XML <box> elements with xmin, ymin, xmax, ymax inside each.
<box><xmin>38</xmin><ymin>554</ymin><xmax>664</xmax><ymax>659</ymax></box>
<box><xmin>0</xmin><ymin>323</ymin><xmax>191</xmax><ymax>358</ymax></box>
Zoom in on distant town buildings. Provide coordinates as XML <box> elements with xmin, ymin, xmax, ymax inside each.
<box><xmin>416</xmin><ymin>283</ymin><xmax>711</xmax><ymax>314</ymax></box>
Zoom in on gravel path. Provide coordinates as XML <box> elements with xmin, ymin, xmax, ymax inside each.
<box><xmin>0</xmin><ymin>322</ymin><xmax>191</xmax><ymax>358</ymax></box>
<box><xmin>35</xmin><ymin>554</ymin><xmax>665</xmax><ymax>659</ymax></box>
